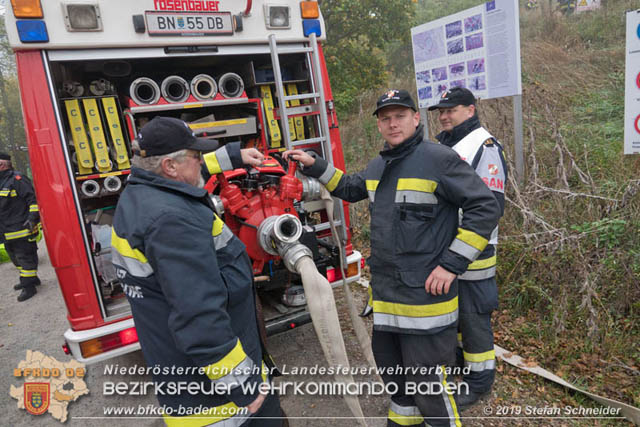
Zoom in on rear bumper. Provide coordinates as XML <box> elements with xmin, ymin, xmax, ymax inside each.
<box><xmin>64</xmin><ymin>318</ymin><xmax>140</xmax><ymax>364</ymax></box>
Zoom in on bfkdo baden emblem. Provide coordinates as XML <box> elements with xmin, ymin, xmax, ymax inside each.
<box><xmin>24</xmin><ymin>382</ymin><xmax>50</xmax><ymax>415</ymax></box>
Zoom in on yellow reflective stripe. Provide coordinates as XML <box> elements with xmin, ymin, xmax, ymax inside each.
<box><xmin>0</xmin><ymin>190</ymin><xmax>9</xmax><ymax>196</ymax></box>
<box><xmin>396</xmin><ymin>178</ymin><xmax>438</xmax><ymax>193</ymax></box>
<box><xmin>468</xmin><ymin>255</ymin><xmax>496</xmax><ymax>270</ymax></box>
<box><xmin>441</xmin><ymin>366</ymin><xmax>461</xmax><ymax>427</ymax></box>
<box><xmin>325</xmin><ymin>169</ymin><xmax>343</xmax><ymax>192</ymax></box>
<box><xmin>204</xmin><ymin>339</ymin><xmax>248</xmax><ymax>381</ymax></box>
<box><xmin>204</xmin><ymin>152</ymin><xmax>222</xmax><ymax>175</ymax></box>
<box><xmin>457</xmin><ymin>332</ymin><xmax>463</xmax><ymax>341</ymax></box>
<box><xmin>5</xmin><ymin>229</ymin><xmax>32</xmax><ymax>240</ymax></box>
<box><xmin>366</xmin><ymin>180</ymin><xmax>379</xmax><ymax>192</ymax></box>
<box><xmin>10</xmin><ymin>189</ymin><xmax>17</xmax><ymax>197</ymax></box>
<box><xmin>456</xmin><ymin>228</ymin><xmax>488</xmax><ymax>251</ymax></box>
<box><xmin>388</xmin><ymin>409</ymin><xmax>424</xmax><ymax>426</ymax></box>
<box><xmin>367</xmin><ymin>286</ymin><xmax>373</xmax><ymax>306</ymax></box>
<box><xmin>463</xmin><ymin>349</ymin><xmax>495</xmax><ymax>363</ymax></box>
<box><xmin>373</xmin><ymin>296</ymin><xmax>457</xmax><ymax>317</ymax></box>
<box><xmin>212</xmin><ymin>214</ymin><xmax>224</xmax><ymax>237</ymax></box>
<box><xmin>29</xmin><ymin>204</ymin><xmax>39</xmax><ymax>212</ymax></box>
<box><xmin>110</xmin><ymin>231</ymin><xmax>148</xmax><ymax>263</ymax></box>
<box><xmin>162</xmin><ymin>401</ymin><xmax>242</xmax><ymax>427</ymax></box>
<box><xmin>20</xmin><ymin>269</ymin><xmax>38</xmax><ymax>277</ymax></box>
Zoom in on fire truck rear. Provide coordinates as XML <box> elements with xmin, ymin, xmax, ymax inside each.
<box><xmin>4</xmin><ymin>0</ymin><xmax>362</xmax><ymax>363</ymax></box>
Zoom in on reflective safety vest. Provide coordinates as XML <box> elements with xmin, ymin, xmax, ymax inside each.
<box><xmin>451</xmin><ymin>126</ymin><xmax>507</xmax><ymax>281</ymax></box>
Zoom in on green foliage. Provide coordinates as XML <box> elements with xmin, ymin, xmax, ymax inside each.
<box><xmin>0</xmin><ymin>244</ymin><xmax>9</xmax><ymax>263</ymax></box>
<box><xmin>320</xmin><ymin>0</ymin><xmax>414</xmax><ymax>113</ymax></box>
<box><xmin>570</xmin><ymin>219</ymin><xmax>628</xmax><ymax>249</ymax></box>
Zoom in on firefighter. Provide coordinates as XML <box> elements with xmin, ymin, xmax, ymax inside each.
<box><xmin>284</xmin><ymin>90</ymin><xmax>501</xmax><ymax>427</ymax></box>
<box><xmin>111</xmin><ymin>117</ymin><xmax>284</xmax><ymax>427</ymax></box>
<box><xmin>429</xmin><ymin>87</ymin><xmax>508</xmax><ymax>409</ymax></box>
<box><xmin>0</xmin><ymin>152</ymin><xmax>40</xmax><ymax>302</ymax></box>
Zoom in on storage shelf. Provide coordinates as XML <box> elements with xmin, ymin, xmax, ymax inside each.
<box><xmin>128</xmin><ymin>95</ymin><xmax>250</xmax><ymax>113</ymax></box>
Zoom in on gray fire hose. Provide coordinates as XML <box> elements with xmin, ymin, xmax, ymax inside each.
<box><xmin>258</xmin><ymin>214</ymin><xmax>367</xmax><ymax>426</ymax></box>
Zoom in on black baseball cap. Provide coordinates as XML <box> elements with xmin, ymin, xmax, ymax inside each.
<box><xmin>0</xmin><ymin>152</ymin><xmax>10</xmax><ymax>161</ymax></box>
<box><xmin>135</xmin><ymin>116</ymin><xmax>219</xmax><ymax>157</ymax></box>
<box><xmin>427</xmin><ymin>87</ymin><xmax>476</xmax><ymax>111</ymax></box>
<box><xmin>373</xmin><ymin>89</ymin><xmax>417</xmax><ymax>116</ymax></box>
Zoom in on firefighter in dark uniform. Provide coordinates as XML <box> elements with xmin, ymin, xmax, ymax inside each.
<box><xmin>285</xmin><ymin>90</ymin><xmax>501</xmax><ymax>427</ymax></box>
<box><xmin>111</xmin><ymin>117</ymin><xmax>282</xmax><ymax>427</ymax></box>
<box><xmin>429</xmin><ymin>87</ymin><xmax>508</xmax><ymax>409</ymax></box>
<box><xmin>0</xmin><ymin>152</ymin><xmax>40</xmax><ymax>302</ymax></box>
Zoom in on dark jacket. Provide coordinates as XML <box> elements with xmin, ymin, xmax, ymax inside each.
<box><xmin>301</xmin><ymin>125</ymin><xmax>501</xmax><ymax>334</ymax></box>
<box><xmin>0</xmin><ymin>169</ymin><xmax>40</xmax><ymax>242</ymax></box>
<box><xmin>111</xmin><ymin>148</ymin><xmax>265</xmax><ymax>419</ymax></box>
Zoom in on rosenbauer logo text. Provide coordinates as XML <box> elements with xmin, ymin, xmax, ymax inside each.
<box><xmin>154</xmin><ymin>0</ymin><xmax>220</xmax><ymax>12</ymax></box>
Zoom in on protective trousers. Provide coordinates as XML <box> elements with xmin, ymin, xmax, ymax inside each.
<box><xmin>457</xmin><ymin>277</ymin><xmax>497</xmax><ymax>393</ymax></box>
<box><xmin>4</xmin><ymin>237</ymin><xmax>39</xmax><ymax>290</ymax></box>
<box><xmin>243</xmin><ymin>392</ymin><xmax>284</xmax><ymax>427</ymax></box>
<box><xmin>372</xmin><ymin>328</ymin><xmax>461</xmax><ymax>427</ymax></box>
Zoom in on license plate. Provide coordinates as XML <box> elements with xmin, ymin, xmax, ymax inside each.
<box><xmin>145</xmin><ymin>11</ymin><xmax>233</xmax><ymax>36</ymax></box>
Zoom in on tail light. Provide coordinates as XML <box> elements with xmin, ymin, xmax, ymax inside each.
<box><xmin>326</xmin><ymin>259</ymin><xmax>360</xmax><ymax>282</ymax></box>
<box><xmin>79</xmin><ymin>327</ymin><xmax>139</xmax><ymax>358</ymax></box>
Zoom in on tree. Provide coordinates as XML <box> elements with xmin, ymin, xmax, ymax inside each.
<box><xmin>0</xmin><ymin>19</ymin><xmax>28</xmax><ymax>174</ymax></box>
<box><xmin>319</xmin><ymin>0</ymin><xmax>415</xmax><ymax>113</ymax></box>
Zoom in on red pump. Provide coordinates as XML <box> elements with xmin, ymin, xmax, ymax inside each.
<box><xmin>210</xmin><ymin>157</ymin><xmax>303</xmax><ymax>274</ymax></box>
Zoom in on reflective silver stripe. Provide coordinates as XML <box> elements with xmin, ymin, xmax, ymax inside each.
<box><xmin>216</xmin><ymin>147</ymin><xmax>233</xmax><ymax>171</ymax></box>
<box><xmin>395</xmin><ymin>190</ymin><xmax>438</xmax><ymax>204</ymax></box>
<box><xmin>368</xmin><ymin>191</ymin><xmax>376</xmax><ymax>203</ymax></box>
<box><xmin>361</xmin><ymin>304</ymin><xmax>373</xmax><ymax>317</ymax></box>
<box><xmin>489</xmin><ymin>225</ymin><xmax>499</xmax><ymax>245</ymax></box>
<box><xmin>390</xmin><ymin>401</ymin><xmax>423</xmax><ymax>418</ymax></box>
<box><xmin>5</xmin><ymin>229</ymin><xmax>33</xmax><ymax>240</ymax></box>
<box><xmin>374</xmin><ymin>310</ymin><xmax>458</xmax><ymax>331</ymax></box>
<box><xmin>111</xmin><ymin>250</ymin><xmax>154</xmax><ymax>278</ymax></box>
<box><xmin>459</xmin><ymin>266</ymin><xmax>496</xmax><ymax>280</ymax></box>
<box><xmin>204</xmin><ymin>415</ymin><xmax>247</xmax><ymax>427</ymax></box>
<box><xmin>438</xmin><ymin>369</ymin><xmax>461</xmax><ymax>426</ymax></box>
<box><xmin>213</xmin><ymin>356</ymin><xmax>257</xmax><ymax>389</ymax></box>
<box><xmin>465</xmin><ymin>359</ymin><xmax>496</xmax><ymax>372</ymax></box>
<box><xmin>20</xmin><ymin>269</ymin><xmax>38</xmax><ymax>277</ymax></box>
<box><xmin>214</xmin><ymin>225</ymin><xmax>235</xmax><ymax>251</ymax></box>
<box><xmin>449</xmin><ymin>239</ymin><xmax>481</xmax><ymax>262</ymax></box>
<box><xmin>318</xmin><ymin>163</ymin><xmax>337</xmax><ymax>185</ymax></box>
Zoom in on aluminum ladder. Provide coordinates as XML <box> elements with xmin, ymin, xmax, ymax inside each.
<box><xmin>268</xmin><ymin>33</ymin><xmax>348</xmax><ymax>243</ymax></box>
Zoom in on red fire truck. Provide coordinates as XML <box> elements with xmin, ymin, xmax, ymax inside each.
<box><xmin>5</xmin><ymin>0</ymin><xmax>362</xmax><ymax>363</ymax></box>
